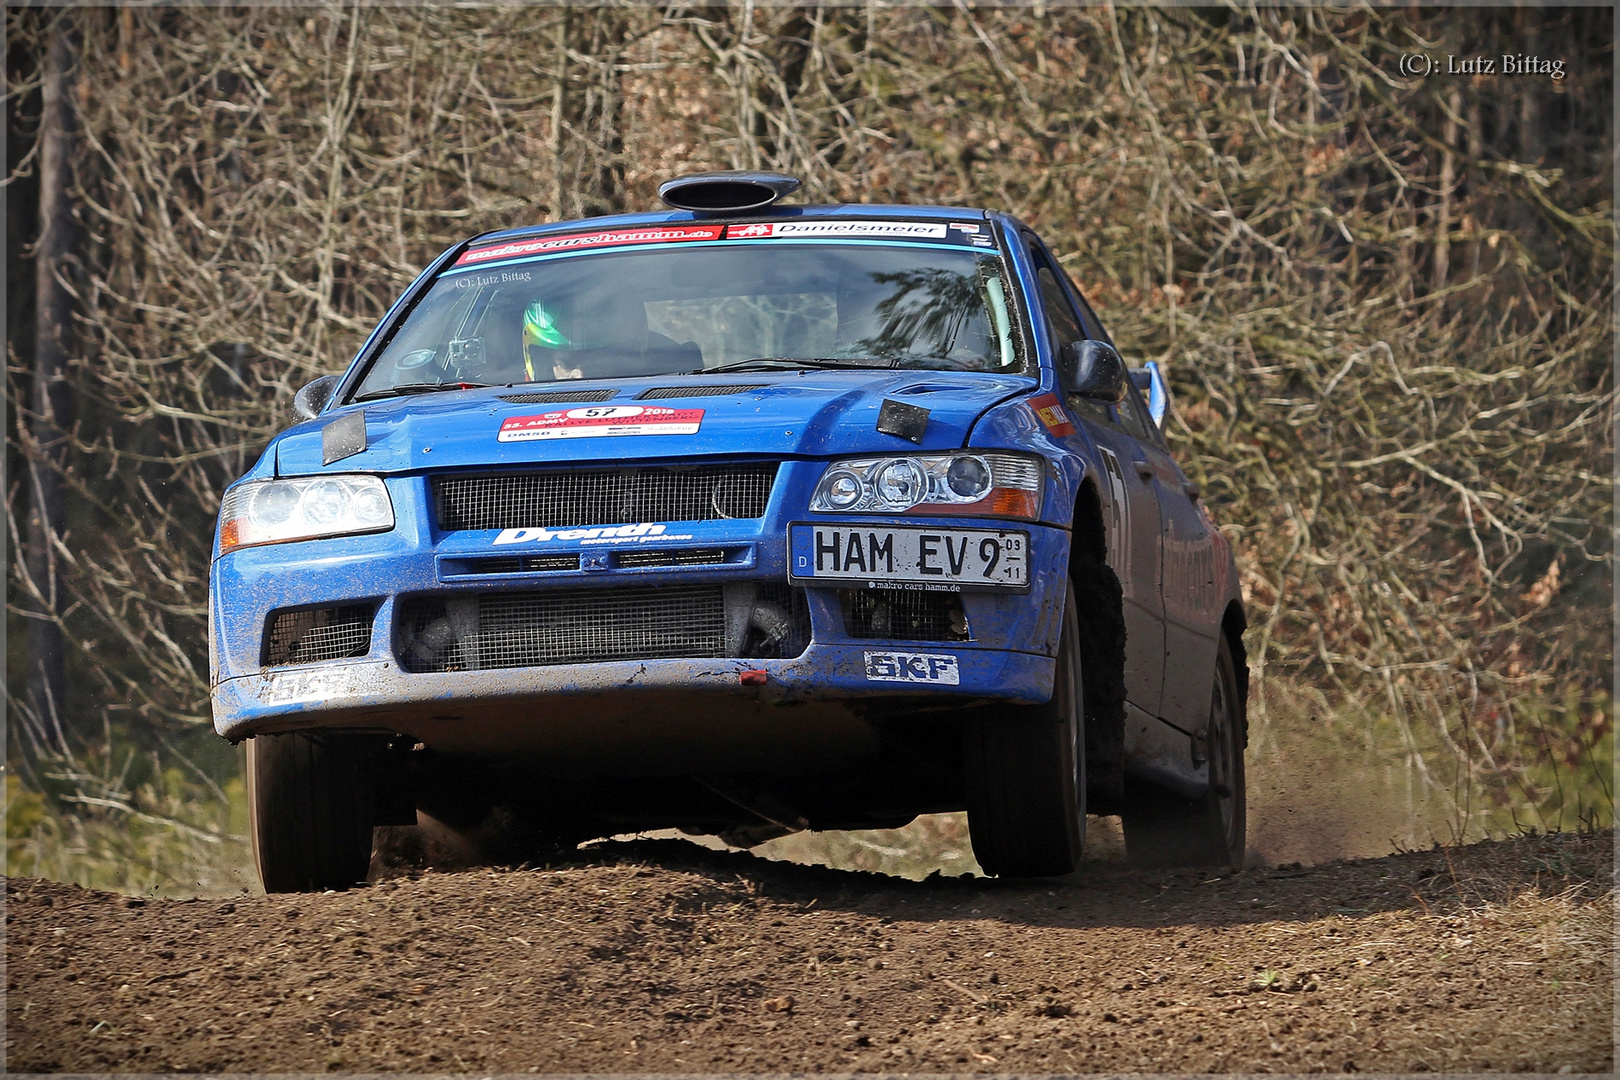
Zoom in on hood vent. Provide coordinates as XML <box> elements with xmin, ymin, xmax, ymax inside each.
<box><xmin>893</xmin><ymin>382</ymin><xmax>978</xmax><ymax>396</ymax></box>
<box><xmin>498</xmin><ymin>388</ymin><xmax>618</xmax><ymax>404</ymax></box>
<box><xmin>637</xmin><ymin>384</ymin><xmax>769</xmax><ymax>401</ymax></box>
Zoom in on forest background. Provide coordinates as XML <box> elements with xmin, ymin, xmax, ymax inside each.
<box><xmin>5</xmin><ymin>3</ymin><xmax>1612</xmax><ymax>894</ymax></box>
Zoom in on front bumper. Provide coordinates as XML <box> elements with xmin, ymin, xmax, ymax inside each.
<box><xmin>210</xmin><ymin>463</ymin><xmax>1074</xmax><ymax>747</ymax></box>
<box><xmin>212</xmin><ymin>643</ymin><xmax>1056</xmax><ymax>741</ymax></box>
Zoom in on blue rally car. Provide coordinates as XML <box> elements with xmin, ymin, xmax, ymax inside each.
<box><xmin>211</xmin><ymin>172</ymin><xmax>1247</xmax><ymax>892</ymax></box>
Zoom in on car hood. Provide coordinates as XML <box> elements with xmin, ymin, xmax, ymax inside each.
<box><xmin>273</xmin><ymin>371</ymin><xmax>1038</xmax><ymax>475</ymax></box>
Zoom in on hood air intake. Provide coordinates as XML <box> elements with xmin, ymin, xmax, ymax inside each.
<box><xmin>658</xmin><ymin>170</ymin><xmax>801</xmax><ymax>213</ymax></box>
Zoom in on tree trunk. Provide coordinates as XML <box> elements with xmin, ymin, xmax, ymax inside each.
<box><xmin>23</xmin><ymin>13</ymin><xmax>79</xmax><ymax>758</ymax></box>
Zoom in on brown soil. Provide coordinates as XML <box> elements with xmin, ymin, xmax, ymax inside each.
<box><xmin>7</xmin><ymin>829</ymin><xmax>1612</xmax><ymax>1074</ymax></box>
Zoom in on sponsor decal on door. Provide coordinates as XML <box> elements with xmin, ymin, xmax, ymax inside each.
<box><xmin>1099</xmin><ymin>447</ymin><xmax>1130</xmax><ymax>580</ymax></box>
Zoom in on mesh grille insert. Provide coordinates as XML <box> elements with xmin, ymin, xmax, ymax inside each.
<box><xmin>396</xmin><ymin>583</ymin><xmax>810</xmax><ymax>672</ymax></box>
<box><xmin>434</xmin><ymin>464</ymin><xmax>777</xmax><ymax>532</ymax></box>
<box><xmin>637</xmin><ymin>384</ymin><xmax>769</xmax><ymax>401</ymax></box>
<box><xmin>398</xmin><ymin>586</ymin><xmax>722</xmax><ymax>672</ymax></box>
<box><xmin>458</xmin><ymin>554</ymin><xmax>582</xmax><ymax>575</ymax></box>
<box><xmin>263</xmin><ymin>604</ymin><xmax>376</xmax><ymax>666</ymax></box>
<box><xmin>840</xmin><ymin>588</ymin><xmax>970</xmax><ymax>642</ymax></box>
<box><xmin>616</xmin><ymin>547</ymin><xmax>730</xmax><ymax>569</ymax></box>
<box><xmin>498</xmin><ymin>388</ymin><xmax>618</xmax><ymax>404</ymax></box>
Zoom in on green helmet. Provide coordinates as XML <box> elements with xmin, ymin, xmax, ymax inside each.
<box><xmin>523</xmin><ymin>300</ymin><xmax>569</xmax><ymax>349</ymax></box>
<box><xmin>521</xmin><ymin>300</ymin><xmax>569</xmax><ymax>381</ymax></box>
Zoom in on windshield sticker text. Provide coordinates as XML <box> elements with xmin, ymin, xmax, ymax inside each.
<box><xmin>456</xmin><ymin>270</ymin><xmax>532</xmax><ymax>289</ymax></box>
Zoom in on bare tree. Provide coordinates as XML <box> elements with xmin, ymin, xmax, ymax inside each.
<box><xmin>4</xmin><ymin>6</ymin><xmax>1609</xmax><ymax>882</ymax></box>
<box><xmin>17</xmin><ymin>10</ymin><xmax>79</xmax><ymax>762</ymax></box>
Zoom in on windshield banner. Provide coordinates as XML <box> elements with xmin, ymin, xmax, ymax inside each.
<box><xmin>456</xmin><ymin>220</ymin><xmax>992</xmax><ymax>269</ymax></box>
<box><xmin>725</xmin><ymin>220</ymin><xmax>949</xmax><ymax>240</ymax></box>
<box><xmin>456</xmin><ymin>225</ymin><xmax>724</xmax><ymax>267</ymax></box>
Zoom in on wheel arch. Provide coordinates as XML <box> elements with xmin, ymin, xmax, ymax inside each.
<box><xmin>1220</xmin><ymin>602</ymin><xmax>1249</xmax><ymax>747</ymax></box>
<box><xmin>1068</xmin><ymin>471</ymin><xmax>1127</xmax><ymax>811</ymax></box>
<box><xmin>1070</xmin><ymin>472</ymin><xmax>1107</xmax><ymax>566</ymax></box>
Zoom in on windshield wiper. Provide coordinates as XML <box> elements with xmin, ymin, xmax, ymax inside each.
<box><xmin>352</xmin><ymin>381</ymin><xmax>492</xmax><ymax>402</ymax></box>
<box><xmin>678</xmin><ymin>356</ymin><xmax>900</xmax><ymax>375</ymax></box>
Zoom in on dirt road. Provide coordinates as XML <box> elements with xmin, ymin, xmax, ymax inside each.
<box><xmin>7</xmin><ymin>829</ymin><xmax>1611</xmax><ymax>1074</ymax></box>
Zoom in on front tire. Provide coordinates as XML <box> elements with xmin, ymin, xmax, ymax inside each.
<box><xmin>1122</xmin><ymin>634</ymin><xmax>1247</xmax><ymax>868</ymax></box>
<box><xmin>963</xmin><ymin>580</ymin><xmax>1086</xmax><ymax>877</ymax></box>
<box><xmin>248</xmin><ymin>733</ymin><xmax>378</xmax><ymax>893</ymax></box>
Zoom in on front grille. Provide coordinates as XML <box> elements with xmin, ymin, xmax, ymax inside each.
<box><xmin>458</xmin><ymin>553</ymin><xmax>581</xmax><ymax>575</ymax></box>
<box><xmin>433</xmin><ymin>464</ymin><xmax>777</xmax><ymax>532</ymax></box>
<box><xmin>637</xmin><ymin>384</ymin><xmax>769</xmax><ymax>400</ymax></box>
<box><xmin>396</xmin><ymin>582</ymin><xmax>810</xmax><ymax>672</ymax></box>
<box><xmin>616</xmin><ymin>547</ymin><xmax>730</xmax><ymax>569</ymax></box>
<box><xmin>498</xmin><ymin>388</ymin><xmax>618</xmax><ymax>404</ymax></box>
<box><xmin>840</xmin><ymin>588</ymin><xmax>970</xmax><ymax>642</ymax></box>
<box><xmin>263</xmin><ymin>604</ymin><xmax>376</xmax><ymax>666</ymax></box>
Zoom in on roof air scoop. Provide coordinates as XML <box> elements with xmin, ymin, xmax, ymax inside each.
<box><xmin>658</xmin><ymin>170</ymin><xmax>801</xmax><ymax>214</ymax></box>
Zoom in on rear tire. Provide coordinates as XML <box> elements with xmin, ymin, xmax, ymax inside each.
<box><xmin>249</xmin><ymin>733</ymin><xmax>378</xmax><ymax>893</ymax></box>
<box><xmin>1121</xmin><ymin>634</ymin><xmax>1247</xmax><ymax>868</ymax></box>
<box><xmin>964</xmin><ymin>580</ymin><xmax>1086</xmax><ymax>877</ymax></box>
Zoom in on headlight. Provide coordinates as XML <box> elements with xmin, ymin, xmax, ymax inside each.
<box><xmin>809</xmin><ymin>452</ymin><xmax>1043</xmax><ymax>520</ymax></box>
<box><xmin>218</xmin><ymin>475</ymin><xmax>395</xmax><ymax>553</ymax></box>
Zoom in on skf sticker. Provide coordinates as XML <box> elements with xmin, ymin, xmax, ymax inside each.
<box><xmin>863</xmin><ymin>651</ymin><xmax>960</xmax><ymax>685</ymax></box>
<box><xmin>498</xmin><ymin>405</ymin><xmax>703</xmax><ymax>442</ymax></box>
<box><xmin>725</xmin><ymin>221</ymin><xmax>948</xmax><ymax>240</ymax></box>
<box><xmin>1027</xmin><ymin>392</ymin><xmax>1074</xmax><ymax>437</ymax></box>
<box><xmin>258</xmin><ymin>668</ymin><xmax>362</xmax><ymax>705</ymax></box>
<box><xmin>456</xmin><ymin>225</ymin><xmax>723</xmax><ymax>267</ymax></box>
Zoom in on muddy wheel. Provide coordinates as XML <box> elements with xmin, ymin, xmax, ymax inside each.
<box><xmin>1122</xmin><ymin>635</ymin><xmax>1247</xmax><ymax>868</ymax></box>
<box><xmin>963</xmin><ymin>580</ymin><xmax>1085</xmax><ymax>877</ymax></box>
<box><xmin>249</xmin><ymin>733</ymin><xmax>377</xmax><ymax>893</ymax></box>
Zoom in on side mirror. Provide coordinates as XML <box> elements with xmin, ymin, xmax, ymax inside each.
<box><xmin>292</xmin><ymin>375</ymin><xmax>340</xmax><ymax>423</ymax></box>
<box><xmin>1061</xmin><ymin>340</ymin><xmax>1127</xmax><ymax>403</ymax></box>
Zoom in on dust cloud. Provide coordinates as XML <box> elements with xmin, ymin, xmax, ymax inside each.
<box><xmin>1243</xmin><ymin>680</ymin><xmax>1469</xmax><ymax>866</ymax></box>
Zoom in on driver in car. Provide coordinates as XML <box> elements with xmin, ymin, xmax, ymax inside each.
<box><xmin>520</xmin><ymin>290</ymin><xmax>700</xmax><ymax>380</ymax></box>
<box><xmin>520</xmin><ymin>299</ymin><xmax>580</xmax><ymax>381</ymax></box>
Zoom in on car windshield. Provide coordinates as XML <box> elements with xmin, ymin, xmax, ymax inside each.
<box><xmin>351</xmin><ymin>232</ymin><xmax>1024</xmax><ymax>398</ymax></box>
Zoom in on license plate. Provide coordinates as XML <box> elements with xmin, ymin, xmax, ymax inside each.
<box><xmin>789</xmin><ymin>524</ymin><xmax>1028</xmax><ymax>590</ymax></box>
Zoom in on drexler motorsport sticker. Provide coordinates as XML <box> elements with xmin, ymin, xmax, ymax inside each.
<box><xmin>499</xmin><ymin>405</ymin><xmax>704</xmax><ymax>442</ymax></box>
